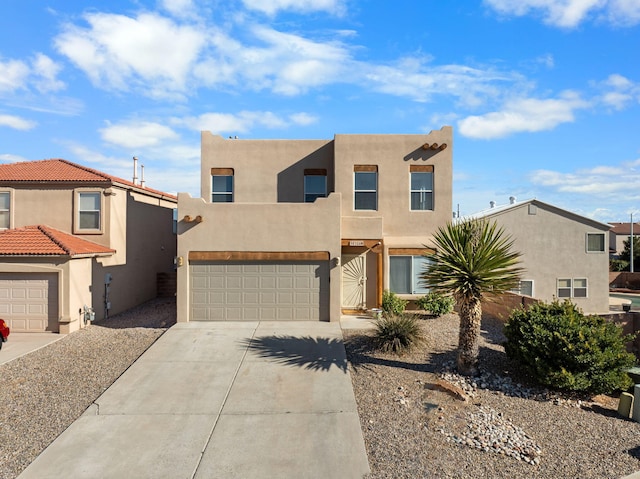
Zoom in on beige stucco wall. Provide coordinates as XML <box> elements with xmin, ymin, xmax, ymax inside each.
<box><xmin>0</xmin><ymin>257</ymin><xmax>93</xmax><ymax>333</ymax></box>
<box><xmin>93</xmin><ymin>193</ymin><xmax>176</xmax><ymax>321</ymax></box>
<box><xmin>334</xmin><ymin>127</ymin><xmax>453</xmax><ymax>238</ymax></box>
<box><xmin>200</xmin><ymin>133</ymin><xmax>333</xmax><ymax>203</ymax></box>
<box><xmin>486</xmin><ymin>202</ymin><xmax>610</xmax><ymax>314</ymax></box>
<box><xmin>176</xmin><ymin>193</ymin><xmax>342</xmax><ymax>322</ymax></box>
<box><xmin>1</xmin><ymin>183</ymin><xmax>177</xmax><ymax>329</ymax></box>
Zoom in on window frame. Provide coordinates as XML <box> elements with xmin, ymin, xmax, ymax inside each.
<box><xmin>557</xmin><ymin>278</ymin><xmax>588</xmax><ymax>298</ymax></box>
<box><xmin>211</xmin><ymin>168</ymin><xmax>234</xmax><ymax>203</ymax></box>
<box><xmin>511</xmin><ymin>279</ymin><xmax>534</xmax><ymax>297</ymax></box>
<box><xmin>354</xmin><ymin>165</ymin><xmax>378</xmax><ymax>211</ymax></box>
<box><xmin>0</xmin><ymin>189</ymin><xmax>13</xmax><ymax>230</ymax></box>
<box><xmin>586</xmin><ymin>232</ymin><xmax>605</xmax><ymax>253</ymax></box>
<box><xmin>304</xmin><ymin>169</ymin><xmax>327</xmax><ymax>203</ymax></box>
<box><xmin>409</xmin><ymin>165</ymin><xmax>434</xmax><ymax>211</ymax></box>
<box><xmin>389</xmin><ymin>254</ymin><xmax>432</xmax><ymax>295</ymax></box>
<box><xmin>74</xmin><ymin>189</ymin><xmax>103</xmax><ymax>234</ymax></box>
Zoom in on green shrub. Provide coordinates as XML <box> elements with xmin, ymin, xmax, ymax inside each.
<box><xmin>610</xmin><ymin>259</ymin><xmax>629</xmax><ymax>272</ymax></box>
<box><xmin>373</xmin><ymin>314</ymin><xmax>424</xmax><ymax>354</ymax></box>
<box><xmin>416</xmin><ymin>292</ymin><xmax>455</xmax><ymax>316</ymax></box>
<box><xmin>382</xmin><ymin>290</ymin><xmax>408</xmax><ymax>315</ymax></box>
<box><xmin>503</xmin><ymin>300</ymin><xmax>636</xmax><ymax>395</ymax></box>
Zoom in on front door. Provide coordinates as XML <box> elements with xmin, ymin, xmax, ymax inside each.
<box><xmin>341</xmin><ymin>254</ymin><xmax>366</xmax><ymax>309</ymax></box>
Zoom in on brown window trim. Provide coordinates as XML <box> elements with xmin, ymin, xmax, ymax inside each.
<box><xmin>304</xmin><ymin>169</ymin><xmax>327</xmax><ymax>176</ymax></box>
<box><xmin>354</xmin><ymin>165</ymin><xmax>378</xmax><ymax>172</ymax></box>
<box><xmin>211</xmin><ymin>168</ymin><xmax>234</xmax><ymax>175</ymax></box>
<box><xmin>409</xmin><ymin>165</ymin><xmax>434</xmax><ymax>173</ymax></box>
<box><xmin>388</xmin><ymin>248</ymin><xmax>435</xmax><ymax>256</ymax></box>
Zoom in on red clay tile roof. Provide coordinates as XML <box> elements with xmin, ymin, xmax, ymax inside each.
<box><xmin>610</xmin><ymin>222</ymin><xmax>640</xmax><ymax>235</ymax></box>
<box><xmin>0</xmin><ymin>225</ymin><xmax>116</xmax><ymax>257</ymax></box>
<box><xmin>0</xmin><ymin>159</ymin><xmax>176</xmax><ymax>200</ymax></box>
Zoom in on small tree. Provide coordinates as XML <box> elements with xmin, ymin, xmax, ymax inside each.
<box><xmin>503</xmin><ymin>300</ymin><xmax>636</xmax><ymax>394</ymax></box>
<box><xmin>421</xmin><ymin>219</ymin><xmax>523</xmax><ymax>375</ymax></box>
<box><xmin>619</xmin><ymin>236</ymin><xmax>640</xmax><ymax>271</ymax></box>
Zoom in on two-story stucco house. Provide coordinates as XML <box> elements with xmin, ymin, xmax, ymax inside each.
<box><xmin>0</xmin><ymin>159</ymin><xmax>177</xmax><ymax>333</ymax></box>
<box><xmin>176</xmin><ymin>127</ymin><xmax>453</xmax><ymax>322</ymax></box>
<box><xmin>468</xmin><ymin>198</ymin><xmax>611</xmax><ymax>314</ymax></box>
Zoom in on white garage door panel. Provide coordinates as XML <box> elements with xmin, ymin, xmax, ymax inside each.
<box><xmin>190</xmin><ymin>261</ymin><xmax>329</xmax><ymax>321</ymax></box>
<box><xmin>0</xmin><ymin>273</ymin><xmax>59</xmax><ymax>332</ymax></box>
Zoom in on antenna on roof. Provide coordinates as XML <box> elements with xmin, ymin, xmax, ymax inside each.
<box><xmin>133</xmin><ymin>156</ymin><xmax>138</xmax><ymax>185</ymax></box>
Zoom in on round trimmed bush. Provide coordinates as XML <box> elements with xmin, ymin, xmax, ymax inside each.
<box><xmin>416</xmin><ymin>292</ymin><xmax>455</xmax><ymax>317</ymax></box>
<box><xmin>503</xmin><ymin>300</ymin><xmax>636</xmax><ymax>395</ymax></box>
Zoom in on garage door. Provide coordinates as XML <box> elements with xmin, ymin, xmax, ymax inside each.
<box><xmin>190</xmin><ymin>261</ymin><xmax>329</xmax><ymax>321</ymax></box>
<box><xmin>0</xmin><ymin>273</ymin><xmax>59</xmax><ymax>332</ymax></box>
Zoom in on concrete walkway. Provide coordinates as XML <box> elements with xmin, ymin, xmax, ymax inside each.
<box><xmin>18</xmin><ymin>321</ymin><xmax>370</xmax><ymax>479</ymax></box>
<box><xmin>0</xmin><ymin>332</ymin><xmax>64</xmax><ymax>365</ymax></box>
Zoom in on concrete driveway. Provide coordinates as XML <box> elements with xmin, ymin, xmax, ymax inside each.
<box><xmin>0</xmin><ymin>332</ymin><xmax>65</xmax><ymax>365</ymax></box>
<box><xmin>17</xmin><ymin>321</ymin><xmax>370</xmax><ymax>479</ymax></box>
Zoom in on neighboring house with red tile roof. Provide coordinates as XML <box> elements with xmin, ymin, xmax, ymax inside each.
<box><xmin>0</xmin><ymin>159</ymin><xmax>177</xmax><ymax>333</ymax></box>
<box><xmin>608</xmin><ymin>222</ymin><xmax>640</xmax><ymax>258</ymax></box>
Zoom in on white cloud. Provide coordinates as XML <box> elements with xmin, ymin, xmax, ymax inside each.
<box><xmin>0</xmin><ymin>114</ymin><xmax>37</xmax><ymax>130</ymax></box>
<box><xmin>0</xmin><ymin>153</ymin><xmax>30</xmax><ymax>163</ymax></box>
<box><xmin>484</xmin><ymin>0</ymin><xmax>640</xmax><ymax>27</ymax></box>
<box><xmin>55</xmin><ymin>12</ymin><xmax>207</xmax><ymax>98</ymax></box>
<box><xmin>100</xmin><ymin>121</ymin><xmax>179</xmax><ymax>149</ymax></box>
<box><xmin>241</xmin><ymin>0</ymin><xmax>346</xmax><ymax>16</ymax></box>
<box><xmin>457</xmin><ymin>91</ymin><xmax>589</xmax><ymax>139</ymax></box>
<box><xmin>0</xmin><ymin>58</ymin><xmax>30</xmax><ymax>92</ymax></box>
<box><xmin>363</xmin><ymin>58</ymin><xmax>518</xmax><ymax>107</ymax></box>
<box><xmin>596</xmin><ymin>74</ymin><xmax>640</xmax><ymax>110</ymax></box>
<box><xmin>175</xmin><ymin>110</ymin><xmax>292</xmax><ymax>133</ymax></box>
<box><xmin>530</xmin><ymin>158</ymin><xmax>640</xmax><ymax>197</ymax></box>
<box><xmin>160</xmin><ymin>0</ymin><xmax>196</xmax><ymax>18</ymax></box>
<box><xmin>31</xmin><ymin>54</ymin><xmax>65</xmax><ymax>92</ymax></box>
<box><xmin>289</xmin><ymin>112</ymin><xmax>318</xmax><ymax>126</ymax></box>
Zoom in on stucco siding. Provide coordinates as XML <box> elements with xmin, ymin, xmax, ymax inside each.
<box><xmin>487</xmin><ymin>202</ymin><xmax>610</xmax><ymax>314</ymax></box>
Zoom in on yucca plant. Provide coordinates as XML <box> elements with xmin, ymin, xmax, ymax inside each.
<box><xmin>421</xmin><ymin>219</ymin><xmax>523</xmax><ymax>375</ymax></box>
<box><xmin>373</xmin><ymin>314</ymin><xmax>424</xmax><ymax>354</ymax></box>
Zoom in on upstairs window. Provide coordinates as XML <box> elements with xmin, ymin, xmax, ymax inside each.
<box><xmin>304</xmin><ymin>169</ymin><xmax>327</xmax><ymax>203</ymax></box>
<box><xmin>586</xmin><ymin>233</ymin><xmax>605</xmax><ymax>253</ymax></box>
<box><xmin>0</xmin><ymin>191</ymin><xmax>10</xmax><ymax>229</ymax></box>
<box><xmin>77</xmin><ymin>191</ymin><xmax>101</xmax><ymax>231</ymax></box>
<box><xmin>410</xmin><ymin>165</ymin><xmax>434</xmax><ymax>211</ymax></box>
<box><xmin>211</xmin><ymin>168</ymin><xmax>234</xmax><ymax>203</ymax></box>
<box><xmin>354</xmin><ymin>165</ymin><xmax>377</xmax><ymax>210</ymax></box>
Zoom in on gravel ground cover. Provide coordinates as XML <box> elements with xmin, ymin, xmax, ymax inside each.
<box><xmin>344</xmin><ymin>313</ymin><xmax>640</xmax><ymax>479</ymax></box>
<box><xmin>0</xmin><ymin>298</ymin><xmax>175</xmax><ymax>479</ymax></box>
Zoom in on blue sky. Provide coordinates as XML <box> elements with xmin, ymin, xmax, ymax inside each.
<box><xmin>0</xmin><ymin>0</ymin><xmax>639</xmax><ymax>222</ymax></box>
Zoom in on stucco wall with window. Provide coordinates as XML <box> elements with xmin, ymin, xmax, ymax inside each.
<box><xmin>484</xmin><ymin>201</ymin><xmax>610</xmax><ymax>314</ymax></box>
<box><xmin>333</xmin><ymin>127</ymin><xmax>453</xmax><ymax>238</ymax></box>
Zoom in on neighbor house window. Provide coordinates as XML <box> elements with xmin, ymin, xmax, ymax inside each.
<box><xmin>211</xmin><ymin>168</ymin><xmax>234</xmax><ymax>203</ymax></box>
<box><xmin>511</xmin><ymin>280</ymin><xmax>534</xmax><ymax>297</ymax></box>
<box><xmin>77</xmin><ymin>191</ymin><xmax>101</xmax><ymax>230</ymax></box>
<box><xmin>354</xmin><ymin>165</ymin><xmax>377</xmax><ymax>210</ymax></box>
<box><xmin>389</xmin><ymin>255</ymin><xmax>431</xmax><ymax>295</ymax></box>
<box><xmin>0</xmin><ymin>191</ymin><xmax>10</xmax><ymax>229</ymax></box>
<box><xmin>304</xmin><ymin>169</ymin><xmax>327</xmax><ymax>202</ymax></box>
<box><xmin>586</xmin><ymin>233</ymin><xmax>605</xmax><ymax>253</ymax></box>
<box><xmin>410</xmin><ymin>165</ymin><xmax>434</xmax><ymax>211</ymax></box>
<box><xmin>557</xmin><ymin>278</ymin><xmax>587</xmax><ymax>298</ymax></box>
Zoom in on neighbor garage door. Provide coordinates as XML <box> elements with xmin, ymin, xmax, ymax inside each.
<box><xmin>190</xmin><ymin>261</ymin><xmax>329</xmax><ymax>321</ymax></box>
<box><xmin>0</xmin><ymin>273</ymin><xmax>59</xmax><ymax>332</ymax></box>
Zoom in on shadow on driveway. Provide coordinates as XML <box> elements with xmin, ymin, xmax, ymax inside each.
<box><xmin>239</xmin><ymin>335</ymin><xmax>348</xmax><ymax>372</ymax></box>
